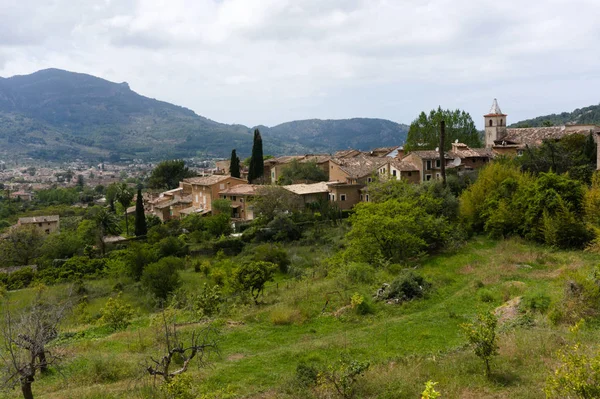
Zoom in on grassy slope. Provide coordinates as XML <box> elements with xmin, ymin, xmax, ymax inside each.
<box><xmin>3</xmin><ymin>234</ymin><xmax>599</xmax><ymax>399</ymax></box>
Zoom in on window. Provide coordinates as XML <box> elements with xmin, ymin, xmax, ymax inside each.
<box><xmin>195</xmin><ymin>194</ymin><xmax>199</xmax><ymax>203</ymax></box>
<box><xmin>232</xmin><ymin>196</ymin><xmax>236</xmax><ymax>201</ymax></box>
<box><xmin>408</xmin><ymin>171</ymin><xmax>412</xmax><ymax>177</ymax></box>
<box><xmin>240</xmin><ymin>198</ymin><xmax>244</xmax><ymax>203</ymax></box>
<box><xmin>435</xmin><ymin>159</ymin><xmax>441</xmax><ymax>168</ymax></box>
<box><xmin>365</xmin><ymin>194</ymin><xmax>370</xmax><ymax>202</ymax></box>
<box><xmin>219</xmin><ymin>183</ymin><xmax>225</xmax><ymax>189</ymax></box>
<box><xmin>360</xmin><ymin>194</ymin><xmax>363</xmax><ymax>201</ymax></box>
<box><xmin>500</xmin><ymin>119</ymin><xmax>503</xmax><ymax>126</ymax></box>
<box><xmin>436</xmin><ymin>173</ymin><xmax>441</xmax><ymax>179</ymax></box>
<box><xmin>340</xmin><ymin>194</ymin><xmax>346</xmax><ymax>201</ymax></box>
<box><xmin>426</xmin><ymin>160</ymin><xmax>431</xmax><ymax>170</ymax></box>
<box><xmin>367</xmin><ymin>177</ymin><xmax>372</xmax><ymax>183</ymax></box>
<box><xmin>425</xmin><ymin>174</ymin><xmax>432</xmax><ymax>181</ymax></box>
<box><xmin>392</xmin><ymin>170</ymin><xmax>397</xmax><ymax>177</ymax></box>
<box><xmin>331</xmin><ymin>194</ymin><xmax>335</xmax><ymax>201</ymax></box>
<box><xmin>489</xmin><ymin>119</ymin><xmax>493</xmax><ymax>127</ymax></box>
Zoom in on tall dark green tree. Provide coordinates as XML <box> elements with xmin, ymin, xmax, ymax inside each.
<box><xmin>148</xmin><ymin>160</ymin><xmax>196</xmax><ymax>190</ymax></box>
<box><xmin>229</xmin><ymin>149</ymin><xmax>241</xmax><ymax>178</ymax></box>
<box><xmin>134</xmin><ymin>188</ymin><xmax>147</xmax><ymax>237</ymax></box>
<box><xmin>405</xmin><ymin>107</ymin><xmax>481</xmax><ymax>152</ymax></box>
<box><xmin>247</xmin><ymin>129</ymin><xmax>264</xmax><ymax>183</ymax></box>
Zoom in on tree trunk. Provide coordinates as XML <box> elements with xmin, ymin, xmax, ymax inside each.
<box><xmin>38</xmin><ymin>351</ymin><xmax>48</xmax><ymax>373</ymax></box>
<box><xmin>20</xmin><ymin>378</ymin><xmax>34</xmax><ymax>399</ymax></box>
<box><xmin>439</xmin><ymin>120</ymin><xmax>446</xmax><ymax>186</ymax></box>
<box><xmin>124</xmin><ymin>212</ymin><xmax>129</xmax><ymax>236</ymax></box>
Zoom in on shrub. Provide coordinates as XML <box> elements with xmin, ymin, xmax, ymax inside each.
<box><xmin>192</xmin><ymin>284</ymin><xmax>222</xmax><ymax>318</ymax></box>
<box><xmin>318</xmin><ymin>354</ymin><xmax>370</xmax><ymax>399</ymax></box>
<box><xmin>156</xmin><ymin>236</ymin><xmax>188</xmax><ymax>258</ymax></box>
<box><xmin>252</xmin><ymin>244</ymin><xmax>290</xmax><ymax>273</ymax></box>
<box><xmin>522</xmin><ymin>292</ymin><xmax>551</xmax><ymax>314</ymax></box>
<box><xmin>421</xmin><ymin>380</ymin><xmax>441</xmax><ymax>399</ymax></box>
<box><xmin>383</xmin><ymin>271</ymin><xmax>431</xmax><ymax>302</ymax></box>
<box><xmin>477</xmin><ymin>289</ymin><xmax>496</xmax><ymax>303</ymax></box>
<box><xmin>141</xmin><ymin>257</ymin><xmax>183</xmax><ymax>301</ymax></box>
<box><xmin>296</xmin><ymin>362</ymin><xmax>319</xmax><ymax>387</ymax></box>
<box><xmin>98</xmin><ymin>294</ymin><xmax>134</xmax><ymax>331</ymax></box>
<box><xmin>545</xmin><ymin>343</ymin><xmax>600</xmax><ymax>398</ymax></box>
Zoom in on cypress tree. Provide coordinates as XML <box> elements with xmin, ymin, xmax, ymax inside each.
<box><xmin>248</xmin><ymin>129</ymin><xmax>264</xmax><ymax>183</ymax></box>
<box><xmin>134</xmin><ymin>188</ymin><xmax>147</xmax><ymax>237</ymax></box>
<box><xmin>230</xmin><ymin>149</ymin><xmax>241</xmax><ymax>178</ymax></box>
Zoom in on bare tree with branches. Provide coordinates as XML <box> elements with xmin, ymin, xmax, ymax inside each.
<box><xmin>145</xmin><ymin>312</ymin><xmax>219</xmax><ymax>384</ymax></box>
<box><xmin>0</xmin><ymin>287</ymin><xmax>71</xmax><ymax>399</ymax></box>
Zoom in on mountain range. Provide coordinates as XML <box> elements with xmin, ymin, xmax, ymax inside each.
<box><xmin>0</xmin><ymin>69</ymin><xmax>409</xmax><ymax>162</ymax></box>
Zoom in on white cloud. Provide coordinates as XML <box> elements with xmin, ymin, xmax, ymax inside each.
<box><xmin>0</xmin><ymin>0</ymin><xmax>599</xmax><ymax>128</ymax></box>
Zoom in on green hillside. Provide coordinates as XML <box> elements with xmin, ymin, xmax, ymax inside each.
<box><xmin>511</xmin><ymin>103</ymin><xmax>600</xmax><ymax>127</ymax></box>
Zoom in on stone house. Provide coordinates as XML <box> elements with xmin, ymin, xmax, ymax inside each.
<box><xmin>401</xmin><ymin>151</ymin><xmax>455</xmax><ymax>182</ymax></box>
<box><xmin>326</xmin><ymin>182</ymin><xmax>364</xmax><ymax>210</ymax></box>
<box><xmin>182</xmin><ymin>175</ymin><xmax>247</xmax><ymax>214</ymax></box>
<box><xmin>17</xmin><ymin>215</ymin><xmax>59</xmax><ymax>235</ymax></box>
<box><xmin>282</xmin><ymin>182</ymin><xmax>330</xmax><ymax>206</ymax></box>
<box><xmin>376</xmin><ymin>158</ymin><xmax>420</xmax><ymax>183</ymax></box>
<box><xmin>219</xmin><ymin>184</ymin><xmax>260</xmax><ymax>221</ymax></box>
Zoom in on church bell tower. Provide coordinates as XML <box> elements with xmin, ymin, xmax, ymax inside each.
<box><xmin>484</xmin><ymin>98</ymin><xmax>507</xmax><ymax>148</ymax></box>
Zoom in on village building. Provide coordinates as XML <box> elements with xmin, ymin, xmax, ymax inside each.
<box><xmin>401</xmin><ymin>150</ymin><xmax>455</xmax><ymax>182</ymax></box>
<box><xmin>447</xmin><ymin>141</ymin><xmax>493</xmax><ymax>170</ymax></box>
<box><xmin>327</xmin><ymin>182</ymin><xmax>364</xmax><ymax>209</ymax></box>
<box><xmin>376</xmin><ymin>158</ymin><xmax>421</xmax><ymax>183</ymax></box>
<box><xmin>147</xmin><ymin>187</ymin><xmax>192</xmax><ymax>222</ymax></box>
<box><xmin>181</xmin><ymin>175</ymin><xmax>247</xmax><ymax>214</ymax></box>
<box><xmin>219</xmin><ymin>184</ymin><xmax>259</xmax><ymax>221</ymax></box>
<box><xmin>282</xmin><ymin>182</ymin><xmax>330</xmax><ymax>205</ymax></box>
<box><xmin>10</xmin><ymin>191</ymin><xmax>34</xmax><ymax>201</ymax></box>
<box><xmin>17</xmin><ymin>215</ymin><xmax>59</xmax><ymax>235</ymax></box>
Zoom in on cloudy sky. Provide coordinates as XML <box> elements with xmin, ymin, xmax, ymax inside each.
<box><xmin>1</xmin><ymin>0</ymin><xmax>599</xmax><ymax>128</ymax></box>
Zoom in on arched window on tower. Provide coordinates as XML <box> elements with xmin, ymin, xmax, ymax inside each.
<box><xmin>489</xmin><ymin>119</ymin><xmax>493</xmax><ymax>127</ymax></box>
<box><xmin>500</xmin><ymin>119</ymin><xmax>503</xmax><ymax>126</ymax></box>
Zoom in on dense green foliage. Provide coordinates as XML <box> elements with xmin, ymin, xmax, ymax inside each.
<box><xmin>460</xmin><ymin>162</ymin><xmax>593</xmax><ymax>248</ymax></box>
<box><xmin>278</xmin><ymin>160</ymin><xmax>327</xmax><ymax>185</ymax></box>
<box><xmin>147</xmin><ymin>159</ymin><xmax>196</xmax><ymax>190</ymax></box>
<box><xmin>405</xmin><ymin>107</ymin><xmax>482</xmax><ymax>152</ymax></box>
<box><xmin>517</xmin><ymin>133</ymin><xmax>596</xmax><ymax>183</ymax></box>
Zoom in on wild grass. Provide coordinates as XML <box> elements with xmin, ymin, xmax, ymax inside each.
<box><xmin>1</xmin><ymin>234</ymin><xmax>599</xmax><ymax>398</ymax></box>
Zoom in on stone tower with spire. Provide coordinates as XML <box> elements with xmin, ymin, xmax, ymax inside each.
<box><xmin>484</xmin><ymin>98</ymin><xmax>507</xmax><ymax>148</ymax></box>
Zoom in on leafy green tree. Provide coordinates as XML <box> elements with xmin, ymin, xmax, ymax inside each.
<box><xmin>229</xmin><ymin>149</ymin><xmax>241</xmax><ymax>178</ymax></box>
<box><xmin>94</xmin><ymin>208</ymin><xmax>121</xmax><ymax>255</ymax></box>
<box><xmin>141</xmin><ymin>257</ymin><xmax>183</xmax><ymax>301</ymax></box>
<box><xmin>105</xmin><ymin>183</ymin><xmax>119</xmax><ymax>213</ymax></box>
<box><xmin>405</xmin><ymin>107</ymin><xmax>481</xmax><ymax>152</ymax></box>
<box><xmin>247</xmin><ymin>129</ymin><xmax>264</xmax><ymax>183</ymax></box>
<box><xmin>278</xmin><ymin>159</ymin><xmax>327</xmax><ymax>185</ymax></box>
<box><xmin>251</xmin><ymin>186</ymin><xmax>303</xmax><ymax>224</ymax></box>
<box><xmin>461</xmin><ymin>312</ymin><xmax>499</xmax><ymax>377</ymax></box>
<box><xmin>39</xmin><ymin>231</ymin><xmax>82</xmax><ymax>260</ymax></box>
<box><xmin>346</xmin><ymin>199</ymin><xmax>451</xmax><ymax>264</ymax></box>
<box><xmin>232</xmin><ymin>261</ymin><xmax>277</xmax><ymax>304</ymax></box>
<box><xmin>123</xmin><ymin>242</ymin><xmax>159</xmax><ymax>281</ymax></box>
<box><xmin>0</xmin><ymin>225</ymin><xmax>45</xmax><ymax>266</ymax></box>
<box><xmin>134</xmin><ymin>188</ymin><xmax>147</xmax><ymax>237</ymax></box>
<box><xmin>115</xmin><ymin>183</ymin><xmax>134</xmax><ymax>236</ymax></box>
<box><xmin>148</xmin><ymin>160</ymin><xmax>196</xmax><ymax>190</ymax></box>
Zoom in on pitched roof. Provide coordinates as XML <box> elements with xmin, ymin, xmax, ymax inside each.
<box><xmin>154</xmin><ymin>195</ymin><xmax>193</xmax><ymax>209</ymax></box>
<box><xmin>18</xmin><ymin>215</ymin><xmax>59</xmax><ymax>224</ymax></box>
<box><xmin>282</xmin><ymin>182</ymin><xmax>329</xmax><ymax>195</ymax></box>
<box><xmin>184</xmin><ymin>175</ymin><xmax>245</xmax><ymax>186</ymax></box>
<box><xmin>333</xmin><ymin>149</ymin><xmax>361</xmax><ymax>158</ymax></box>
<box><xmin>388</xmin><ymin>158</ymin><xmax>419</xmax><ymax>171</ymax></box>
<box><xmin>449</xmin><ymin>143</ymin><xmax>493</xmax><ymax>158</ymax></box>
<box><xmin>219</xmin><ymin>184</ymin><xmax>260</xmax><ymax>196</ymax></box>
<box><xmin>301</xmin><ymin>154</ymin><xmax>331</xmax><ymax>164</ymax></box>
<box><xmin>331</xmin><ymin>155</ymin><xmax>387</xmax><ymax>178</ymax></box>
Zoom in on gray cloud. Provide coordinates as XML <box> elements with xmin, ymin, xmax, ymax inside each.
<box><xmin>0</xmin><ymin>0</ymin><xmax>599</xmax><ymax>129</ymax></box>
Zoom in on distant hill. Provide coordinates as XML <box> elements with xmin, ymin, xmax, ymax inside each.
<box><xmin>0</xmin><ymin>69</ymin><xmax>408</xmax><ymax>162</ymax></box>
<box><xmin>511</xmin><ymin>103</ymin><xmax>600</xmax><ymax>128</ymax></box>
